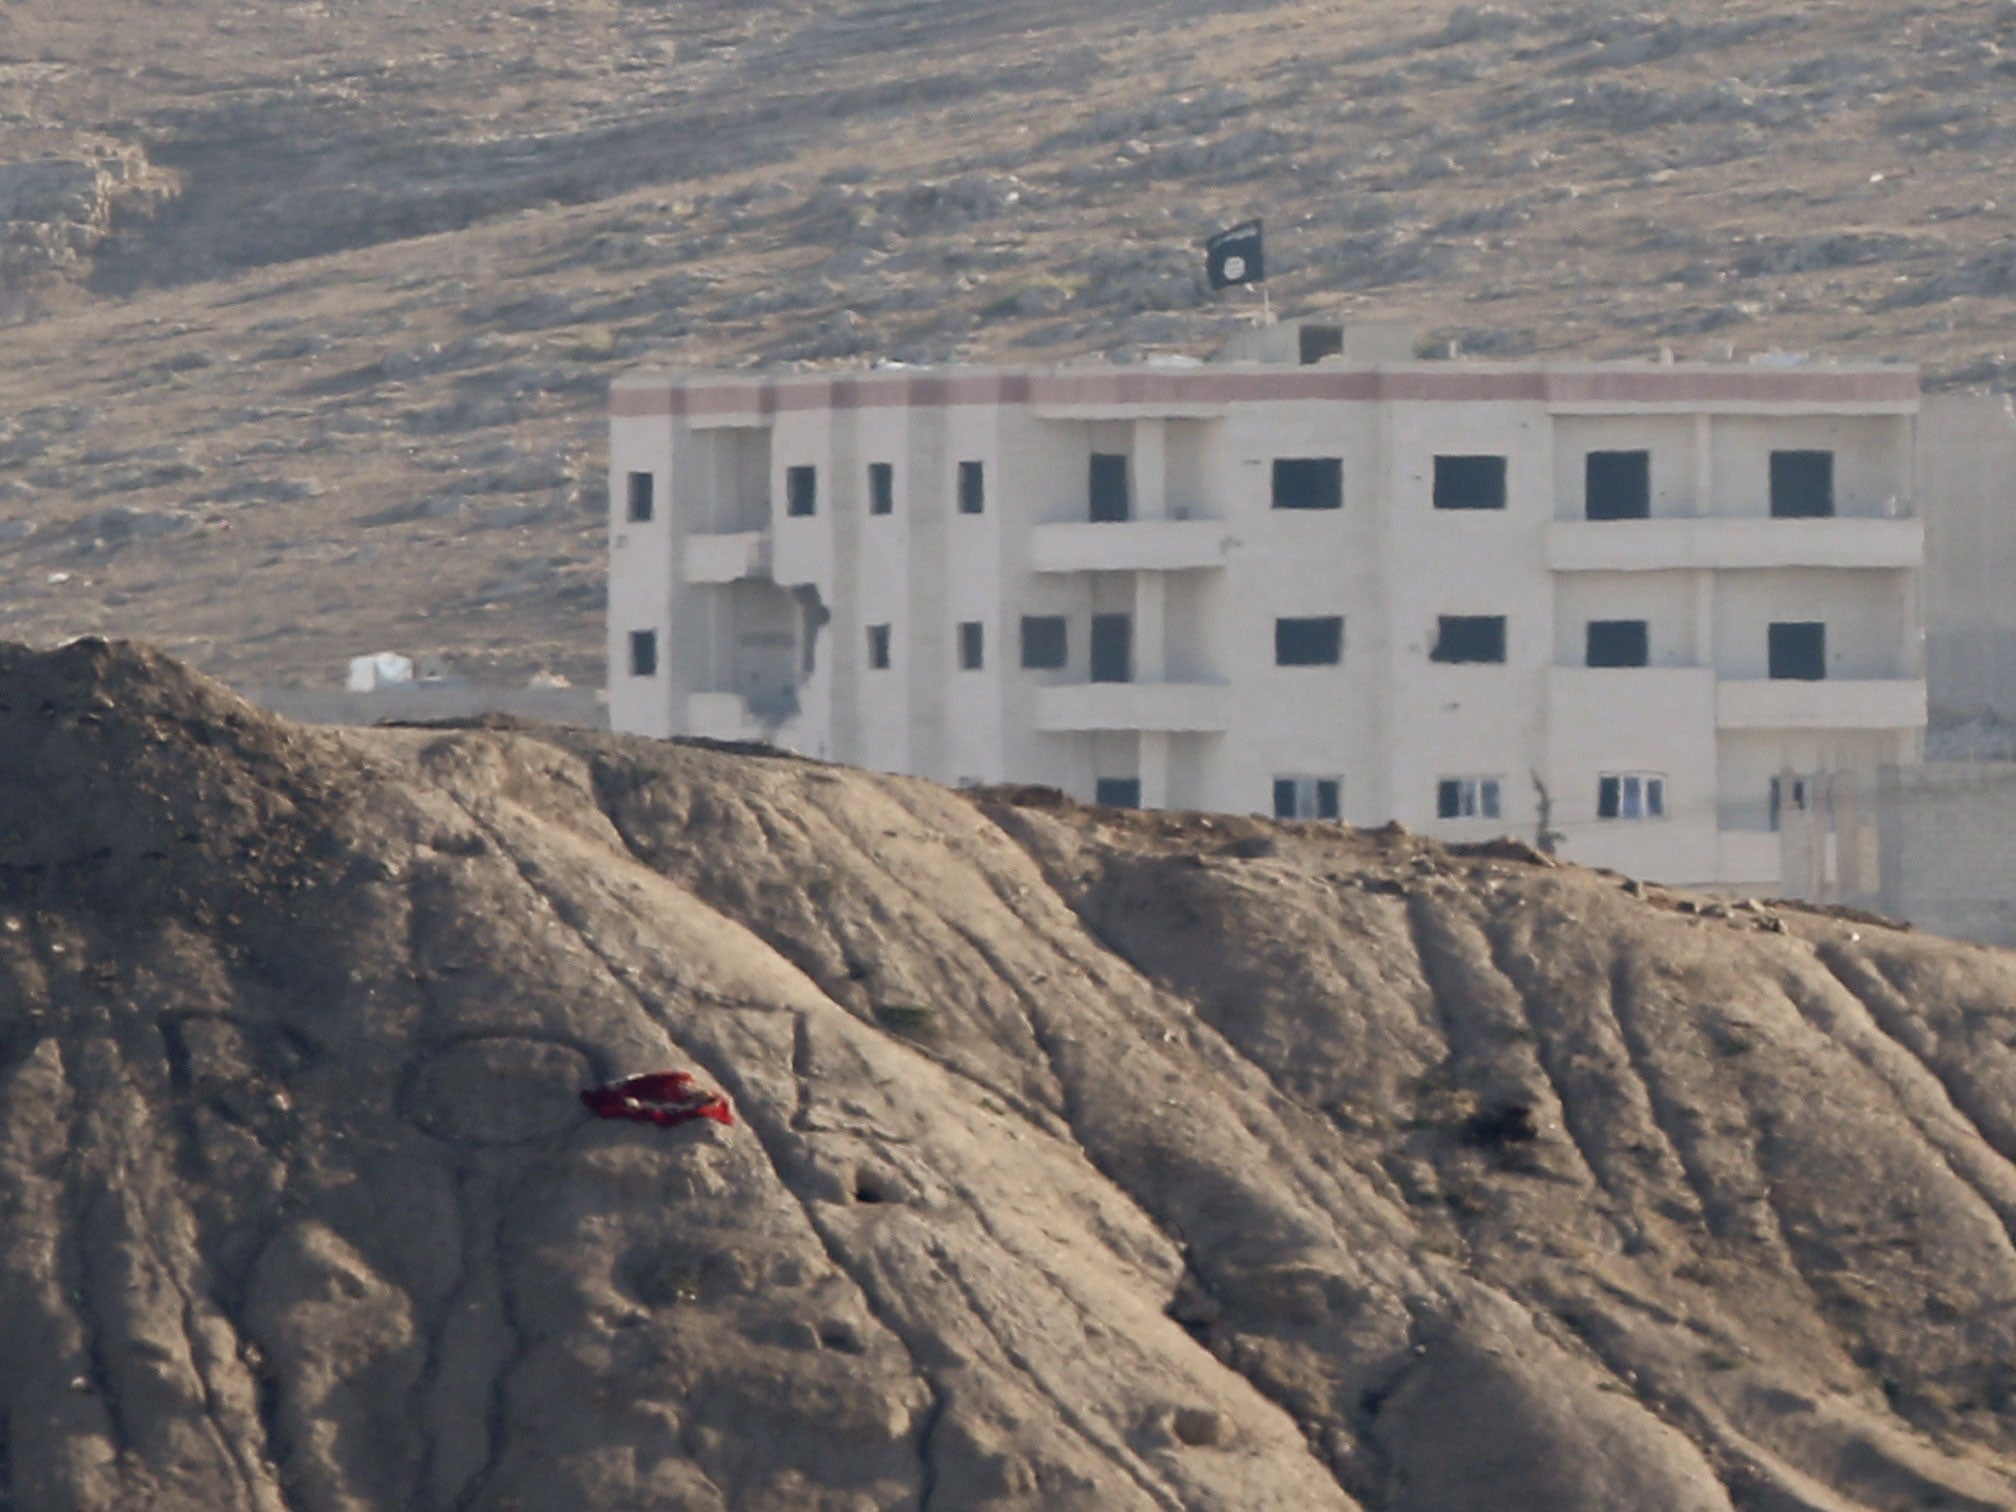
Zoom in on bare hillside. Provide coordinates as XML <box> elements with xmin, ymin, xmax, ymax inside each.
<box><xmin>0</xmin><ymin>0</ymin><xmax>2014</xmax><ymax>687</ymax></box>
<box><xmin>5</xmin><ymin>638</ymin><xmax>2016</xmax><ymax>1508</ymax></box>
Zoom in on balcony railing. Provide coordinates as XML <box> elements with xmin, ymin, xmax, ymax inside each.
<box><xmin>1715</xmin><ymin>678</ymin><xmax>1926</xmax><ymax>730</ymax></box>
<box><xmin>1030</xmin><ymin>519</ymin><xmax>1231</xmax><ymax>574</ymax></box>
<box><xmin>1546</xmin><ymin>516</ymin><xmax>1922</xmax><ymax>572</ymax></box>
<box><xmin>1034</xmin><ymin>680</ymin><xmax>1231</xmax><ymax>732</ymax></box>
<box><xmin>683</xmin><ymin>530</ymin><xmax>771</xmax><ymax>584</ymax></box>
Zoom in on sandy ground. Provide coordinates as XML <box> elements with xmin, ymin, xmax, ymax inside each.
<box><xmin>4</xmin><ymin>638</ymin><xmax>2016</xmax><ymax>1508</ymax></box>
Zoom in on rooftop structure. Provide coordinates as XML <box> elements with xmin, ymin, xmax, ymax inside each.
<box><xmin>608</xmin><ymin>323</ymin><xmax>1926</xmax><ymax>892</ymax></box>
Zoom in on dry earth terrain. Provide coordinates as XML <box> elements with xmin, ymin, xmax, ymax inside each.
<box><xmin>1</xmin><ymin>0</ymin><xmax>2014</xmax><ymax>688</ymax></box>
<box><xmin>6</xmin><ymin>639</ymin><xmax>2016</xmax><ymax>1508</ymax></box>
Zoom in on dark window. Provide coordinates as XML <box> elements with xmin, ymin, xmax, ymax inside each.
<box><xmin>626</xmin><ymin>471</ymin><xmax>654</xmax><ymax>523</ymax></box>
<box><xmin>1272</xmin><ymin>458</ymin><xmax>1343</xmax><ymax>511</ymax></box>
<box><xmin>1089</xmin><ymin>453</ymin><xmax>1131</xmax><ymax>522</ymax></box>
<box><xmin>1298</xmin><ymin>324</ymin><xmax>1344</xmax><ymax>365</ymax></box>
<box><xmin>1091</xmin><ymin>613</ymin><xmax>1133</xmax><ymax>683</ymax></box>
<box><xmin>1586</xmin><ymin>619</ymin><xmax>1649</xmax><ymax>668</ymax></box>
<box><xmin>1768</xmin><ymin>621</ymin><xmax>1826</xmax><ymax>680</ymax></box>
<box><xmin>628</xmin><ymin>630</ymin><xmax>658</xmax><ymax>678</ymax></box>
<box><xmin>1433</xmin><ymin>454</ymin><xmax>1507</xmax><ymax>510</ymax></box>
<box><xmin>785</xmin><ymin>465</ymin><xmax>817</xmax><ymax>518</ymax></box>
<box><xmin>958</xmin><ymin>621</ymin><xmax>984</xmax><ymax>670</ymax></box>
<box><xmin>1095</xmin><ymin>777</ymin><xmax>1142</xmax><ymax>809</ymax></box>
<box><xmin>1431</xmin><ymin>615</ymin><xmax>1507</xmax><ymax>664</ymax></box>
<box><xmin>1585</xmin><ymin>451</ymin><xmax>1649</xmax><ymax>520</ymax></box>
<box><xmin>1274</xmin><ymin>776</ymin><xmax>1342</xmax><ymax>820</ymax></box>
<box><xmin>957</xmin><ymin>460</ymin><xmax>985</xmax><ymax>515</ymax></box>
<box><xmin>1770</xmin><ymin>450</ymin><xmax>1834</xmax><ymax>518</ymax></box>
<box><xmin>1436</xmin><ymin>776</ymin><xmax>1502</xmax><ymax>820</ymax></box>
<box><xmin>1020</xmin><ymin>615</ymin><xmax>1067</xmax><ymax>670</ymax></box>
<box><xmin>867</xmin><ymin>624</ymin><xmax>891</xmax><ymax>669</ymax></box>
<box><xmin>1597</xmin><ymin>773</ymin><xmax>1666</xmax><ymax>820</ymax></box>
<box><xmin>868</xmin><ymin>462</ymin><xmax>894</xmax><ymax>516</ymax></box>
<box><xmin>1769</xmin><ymin>775</ymin><xmax>1809</xmax><ymax>830</ymax></box>
<box><xmin>1275</xmin><ymin>616</ymin><xmax>1344</xmax><ymax>666</ymax></box>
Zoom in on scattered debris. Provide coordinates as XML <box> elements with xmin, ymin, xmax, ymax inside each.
<box><xmin>580</xmin><ymin>1070</ymin><xmax>733</xmax><ymax>1127</ymax></box>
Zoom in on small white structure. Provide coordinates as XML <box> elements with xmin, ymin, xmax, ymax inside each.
<box><xmin>607</xmin><ymin>323</ymin><xmax>1927</xmax><ymax>893</ymax></box>
<box><xmin>347</xmin><ymin>651</ymin><xmax>414</xmax><ymax>692</ymax></box>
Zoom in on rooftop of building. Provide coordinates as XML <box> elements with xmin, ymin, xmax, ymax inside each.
<box><xmin>612</xmin><ymin>320</ymin><xmax>1921</xmax><ymax>418</ymax></box>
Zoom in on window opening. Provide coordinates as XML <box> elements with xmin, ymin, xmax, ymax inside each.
<box><xmin>1095</xmin><ymin>777</ymin><xmax>1142</xmax><ymax>809</ymax></box>
<box><xmin>1770</xmin><ymin>450</ymin><xmax>1834</xmax><ymax>518</ymax></box>
<box><xmin>1432</xmin><ymin>615</ymin><xmax>1507</xmax><ymax>664</ymax></box>
<box><xmin>1769</xmin><ymin>775</ymin><xmax>1810</xmax><ymax>831</ymax></box>
<box><xmin>867</xmin><ymin>624</ymin><xmax>891</xmax><ymax>670</ymax></box>
<box><xmin>1433</xmin><ymin>454</ymin><xmax>1507</xmax><ymax>510</ymax></box>
<box><xmin>1272</xmin><ymin>458</ymin><xmax>1343</xmax><ymax>511</ymax></box>
<box><xmin>1020</xmin><ymin>615</ymin><xmax>1067</xmax><ymax>670</ymax></box>
<box><xmin>1585</xmin><ymin>619</ymin><xmax>1649</xmax><ymax>668</ymax></box>
<box><xmin>626</xmin><ymin>471</ymin><xmax>654</xmax><ymax>523</ymax></box>
<box><xmin>628</xmin><ymin>630</ymin><xmax>658</xmax><ymax>678</ymax></box>
<box><xmin>957</xmin><ymin>460</ymin><xmax>985</xmax><ymax>515</ymax></box>
<box><xmin>1275</xmin><ymin>616</ymin><xmax>1344</xmax><ymax>666</ymax></box>
<box><xmin>1584</xmin><ymin>450</ymin><xmax>1649</xmax><ymax>520</ymax></box>
<box><xmin>1597</xmin><ymin>772</ymin><xmax>1666</xmax><ymax>820</ymax></box>
<box><xmin>1768</xmin><ymin>622</ymin><xmax>1826</xmax><ymax>680</ymax></box>
<box><xmin>1436</xmin><ymin>776</ymin><xmax>1502</xmax><ymax>820</ymax></box>
<box><xmin>1273</xmin><ymin>776</ymin><xmax>1342</xmax><ymax>820</ymax></box>
<box><xmin>1298</xmin><ymin>325</ymin><xmax>1344</xmax><ymax>365</ymax></box>
<box><xmin>1089</xmin><ymin>453</ymin><xmax>1131</xmax><ymax>522</ymax></box>
<box><xmin>867</xmin><ymin>462</ymin><xmax>894</xmax><ymax>516</ymax></box>
<box><xmin>1090</xmin><ymin>614</ymin><xmax>1133</xmax><ymax>683</ymax></box>
<box><xmin>957</xmin><ymin>621</ymin><xmax>984</xmax><ymax>670</ymax></box>
<box><xmin>785</xmin><ymin>465</ymin><xmax>817</xmax><ymax>518</ymax></box>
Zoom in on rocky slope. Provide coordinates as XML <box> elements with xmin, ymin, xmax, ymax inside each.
<box><xmin>5</xmin><ymin>638</ymin><xmax>2016</xmax><ymax>1509</ymax></box>
<box><xmin>2</xmin><ymin>0</ymin><xmax>2016</xmax><ymax>687</ymax></box>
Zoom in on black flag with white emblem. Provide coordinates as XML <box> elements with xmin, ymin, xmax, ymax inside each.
<box><xmin>1205</xmin><ymin>219</ymin><xmax>1264</xmax><ymax>291</ymax></box>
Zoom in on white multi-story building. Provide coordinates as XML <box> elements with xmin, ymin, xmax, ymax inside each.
<box><xmin>608</xmin><ymin>321</ymin><xmax>1926</xmax><ymax>892</ymax></box>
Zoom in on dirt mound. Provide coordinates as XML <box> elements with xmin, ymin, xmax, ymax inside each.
<box><xmin>5</xmin><ymin>639</ymin><xmax>2016</xmax><ymax>1509</ymax></box>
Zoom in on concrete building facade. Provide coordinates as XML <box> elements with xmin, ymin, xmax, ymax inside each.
<box><xmin>608</xmin><ymin>327</ymin><xmax>1926</xmax><ymax>891</ymax></box>
<box><xmin>1916</xmin><ymin>391</ymin><xmax>2016</xmax><ymax>732</ymax></box>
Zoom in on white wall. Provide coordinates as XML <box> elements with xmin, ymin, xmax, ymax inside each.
<box><xmin>1551</xmin><ymin>415</ymin><xmax>1698</xmax><ymax>520</ymax></box>
<box><xmin>613</xmin><ymin>360</ymin><xmax>1925</xmax><ymax>894</ymax></box>
<box><xmin>1712</xmin><ymin>569</ymin><xmax>1913</xmax><ymax>680</ymax></box>
<box><xmin>1708</xmin><ymin>414</ymin><xmax>1910</xmax><ymax>520</ymax></box>
<box><xmin>1384</xmin><ymin>399</ymin><xmax>1554</xmax><ymax>834</ymax></box>
<box><xmin>607</xmin><ymin>410</ymin><xmax>675</xmax><ymax>737</ymax></box>
<box><xmin>1918</xmin><ymin>393</ymin><xmax>2016</xmax><ymax>724</ymax></box>
<box><xmin>1552</xmin><ymin>571</ymin><xmax>1700</xmax><ymax>668</ymax></box>
<box><xmin>1545</xmin><ymin>666</ymin><xmax>1719</xmax><ymax>881</ymax></box>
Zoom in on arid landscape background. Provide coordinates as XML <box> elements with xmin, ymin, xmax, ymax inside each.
<box><xmin>2</xmin><ymin>0</ymin><xmax>2015</xmax><ymax>689</ymax></box>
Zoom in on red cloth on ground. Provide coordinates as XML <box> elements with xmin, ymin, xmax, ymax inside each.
<box><xmin>581</xmin><ymin>1070</ymin><xmax>734</xmax><ymax>1127</ymax></box>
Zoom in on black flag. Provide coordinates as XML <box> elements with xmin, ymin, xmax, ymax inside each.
<box><xmin>1205</xmin><ymin>219</ymin><xmax>1264</xmax><ymax>290</ymax></box>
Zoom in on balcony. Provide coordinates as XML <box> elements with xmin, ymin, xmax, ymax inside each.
<box><xmin>1546</xmin><ymin>665</ymin><xmax>1715</xmax><ymax>721</ymax></box>
<box><xmin>1030</xmin><ymin>519</ymin><xmax>1231</xmax><ymax>574</ymax></box>
<box><xmin>1715</xmin><ymin>678</ymin><xmax>1926</xmax><ymax>730</ymax></box>
<box><xmin>1545</xmin><ymin>516</ymin><xmax>1922</xmax><ymax>573</ymax></box>
<box><xmin>683</xmin><ymin>531</ymin><xmax>771</xmax><ymax>584</ymax></box>
<box><xmin>1034</xmin><ymin>680</ymin><xmax>1231</xmax><ymax>732</ymax></box>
